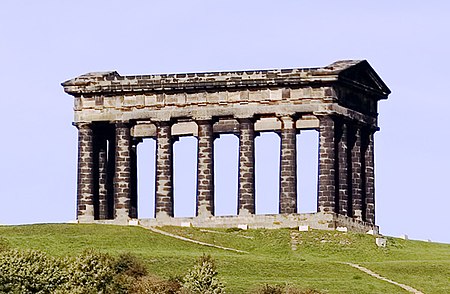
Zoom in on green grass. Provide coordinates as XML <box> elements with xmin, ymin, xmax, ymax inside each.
<box><xmin>0</xmin><ymin>224</ymin><xmax>449</xmax><ymax>293</ymax></box>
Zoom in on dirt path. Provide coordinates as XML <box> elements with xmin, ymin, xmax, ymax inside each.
<box><xmin>343</xmin><ymin>262</ymin><xmax>424</xmax><ymax>294</ymax></box>
<box><xmin>144</xmin><ymin>226</ymin><xmax>249</xmax><ymax>254</ymax></box>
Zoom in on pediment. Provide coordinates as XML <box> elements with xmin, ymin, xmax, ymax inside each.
<box><xmin>335</xmin><ymin>60</ymin><xmax>391</xmax><ymax>99</ymax></box>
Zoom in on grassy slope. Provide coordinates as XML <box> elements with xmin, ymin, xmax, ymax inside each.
<box><xmin>0</xmin><ymin>224</ymin><xmax>449</xmax><ymax>293</ymax></box>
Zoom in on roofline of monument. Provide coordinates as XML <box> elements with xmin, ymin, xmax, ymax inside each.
<box><xmin>61</xmin><ymin>59</ymin><xmax>390</xmax><ymax>99</ymax></box>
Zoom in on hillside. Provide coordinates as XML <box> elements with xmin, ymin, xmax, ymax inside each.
<box><xmin>0</xmin><ymin>224</ymin><xmax>448</xmax><ymax>293</ymax></box>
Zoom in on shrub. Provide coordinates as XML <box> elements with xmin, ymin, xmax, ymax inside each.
<box><xmin>253</xmin><ymin>284</ymin><xmax>323</xmax><ymax>294</ymax></box>
<box><xmin>114</xmin><ymin>252</ymin><xmax>148</xmax><ymax>278</ymax></box>
<box><xmin>182</xmin><ymin>254</ymin><xmax>225</xmax><ymax>294</ymax></box>
<box><xmin>130</xmin><ymin>275</ymin><xmax>182</xmax><ymax>294</ymax></box>
<box><xmin>253</xmin><ymin>284</ymin><xmax>284</xmax><ymax>294</ymax></box>
<box><xmin>0</xmin><ymin>238</ymin><xmax>10</xmax><ymax>252</ymax></box>
<box><xmin>62</xmin><ymin>249</ymin><xmax>116</xmax><ymax>293</ymax></box>
<box><xmin>0</xmin><ymin>249</ymin><xmax>67</xmax><ymax>293</ymax></box>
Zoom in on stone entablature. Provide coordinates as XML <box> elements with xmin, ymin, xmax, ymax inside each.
<box><xmin>62</xmin><ymin>60</ymin><xmax>390</xmax><ymax>232</ymax></box>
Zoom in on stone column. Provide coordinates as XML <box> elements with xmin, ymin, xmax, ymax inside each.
<box><xmin>76</xmin><ymin>123</ymin><xmax>95</xmax><ymax>222</ymax></box>
<box><xmin>97</xmin><ymin>135</ymin><xmax>108</xmax><ymax>220</ymax></box>
<box><xmin>364</xmin><ymin>129</ymin><xmax>376</xmax><ymax>224</ymax></box>
<box><xmin>337</xmin><ymin>121</ymin><xmax>349</xmax><ymax>216</ymax></box>
<box><xmin>197</xmin><ymin>120</ymin><xmax>215</xmax><ymax>217</ymax></box>
<box><xmin>155</xmin><ymin>121</ymin><xmax>174</xmax><ymax>218</ymax></box>
<box><xmin>238</xmin><ymin>118</ymin><xmax>255</xmax><ymax>215</ymax></box>
<box><xmin>317</xmin><ymin>116</ymin><xmax>338</xmax><ymax>213</ymax></box>
<box><xmin>114</xmin><ymin>123</ymin><xmax>131</xmax><ymax>222</ymax></box>
<box><xmin>279</xmin><ymin>116</ymin><xmax>297</xmax><ymax>214</ymax></box>
<box><xmin>351</xmin><ymin>126</ymin><xmax>364</xmax><ymax>221</ymax></box>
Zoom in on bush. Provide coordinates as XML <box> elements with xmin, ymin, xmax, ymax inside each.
<box><xmin>0</xmin><ymin>238</ymin><xmax>10</xmax><ymax>252</ymax></box>
<box><xmin>253</xmin><ymin>284</ymin><xmax>284</xmax><ymax>294</ymax></box>
<box><xmin>0</xmin><ymin>249</ymin><xmax>231</xmax><ymax>294</ymax></box>
<box><xmin>114</xmin><ymin>252</ymin><xmax>148</xmax><ymax>278</ymax></box>
<box><xmin>130</xmin><ymin>275</ymin><xmax>182</xmax><ymax>294</ymax></box>
<box><xmin>253</xmin><ymin>284</ymin><xmax>323</xmax><ymax>294</ymax></box>
<box><xmin>62</xmin><ymin>249</ymin><xmax>116</xmax><ymax>293</ymax></box>
<box><xmin>0</xmin><ymin>249</ymin><xmax>67</xmax><ymax>294</ymax></box>
<box><xmin>182</xmin><ymin>254</ymin><xmax>225</xmax><ymax>294</ymax></box>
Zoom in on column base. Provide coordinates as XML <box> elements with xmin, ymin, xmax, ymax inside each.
<box><xmin>156</xmin><ymin>211</ymin><xmax>173</xmax><ymax>220</ymax></box>
<box><xmin>138</xmin><ymin>212</ymin><xmax>378</xmax><ymax>234</ymax></box>
<box><xmin>115</xmin><ymin>208</ymin><xmax>130</xmax><ymax>224</ymax></box>
<box><xmin>353</xmin><ymin>209</ymin><xmax>363</xmax><ymax>221</ymax></box>
<box><xmin>238</xmin><ymin>208</ymin><xmax>253</xmax><ymax>216</ymax></box>
<box><xmin>78</xmin><ymin>215</ymin><xmax>95</xmax><ymax>223</ymax></box>
<box><xmin>197</xmin><ymin>205</ymin><xmax>213</xmax><ymax>218</ymax></box>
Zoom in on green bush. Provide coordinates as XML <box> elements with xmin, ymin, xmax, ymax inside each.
<box><xmin>114</xmin><ymin>252</ymin><xmax>148</xmax><ymax>278</ymax></box>
<box><xmin>130</xmin><ymin>275</ymin><xmax>182</xmax><ymax>294</ymax></box>
<box><xmin>253</xmin><ymin>284</ymin><xmax>284</xmax><ymax>294</ymax></box>
<box><xmin>0</xmin><ymin>238</ymin><xmax>10</xmax><ymax>252</ymax></box>
<box><xmin>62</xmin><ymin>249</ymin><xmax>116</xmax><ymax>293</ymax></box>
<box><xmin>182</xmin><ymin>254</ymin><xmax>225</xmax><ymax>294</ymax></box>
<box><xmin>0</xmin><ymin>248</ymin><xmax>230</xmax><ymax>294</ymax></box>
<box><xmin>253</xmin><ymin>284</ymin><xmax>323</xmax><ymax>294</ymax></box>
<box><xmin>0</xmin><ymin>249</ymin><xmax>67</xmax><ymax>294</ymax></box>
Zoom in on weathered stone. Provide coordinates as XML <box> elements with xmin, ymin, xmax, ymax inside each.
<box><xmin>197</xmin><ymin>120</ymin><xmax>214</xmax><ymax>217</ymax></box>
<box><xmin>351</xmin><ymin>126</ymin><xmax>364</xmax><ymax>220</ymax></box>
<box><xmin>363</xmin><ymin>128</ymin><xmax>376</xmax><ymax>224</ymax></box>
<box><xmin>114</xmin><ymin>123</ymin><xmax>131</xmax><ymax>222</ymax></box>
<box><xmin>64</xmin><ymin>60</ymin><xmax>390</xmax><ymax>233</ymax></box>
<box><xmin>318</xmin><ymin>116</ymin><xmax>337</xmax><ymax>214</ymax></box>
<box><xmin>238</xmin><ymin>118</ymin><xmax>255</xmax><ymax>215</ymax></box>
<box><xmin>76</xmin><ymin>123</ymin><xmax>95</xmax><ymax>222</ymax></box>
<box><xmin>155</xmin><ymin>122</ymin><xmax>174</xmax><ymax>218</ymax></box>
<box><xmin>337</xmin><ymin>121</ymin><xmax>349</xmax><ymax>216</ymax></box>
<box><xmin>279</xmin><ymin>116</ymin><xmax>297</xmax><ymax>214</ymax></box>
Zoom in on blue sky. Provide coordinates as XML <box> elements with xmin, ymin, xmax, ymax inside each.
<box><xmin>0</xmin><ymin>1</ymin><xmax>449</xmax><ymax>243</ymax></box>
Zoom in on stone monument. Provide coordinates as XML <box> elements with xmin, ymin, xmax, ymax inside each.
<box><xmin>62</xmin><ymin>60</ymin><xmax>390</xmax><ymax>232</ymax></box>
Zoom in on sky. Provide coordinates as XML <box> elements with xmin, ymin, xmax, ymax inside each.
<box><xmin>0</xmin><ymin>1</ymin><xmax>449</xmax><ymax>243</ymax></box>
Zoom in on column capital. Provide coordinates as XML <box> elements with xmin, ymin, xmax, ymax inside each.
<box><xmin>74</xmin><ymin>122</ymin><xmax>92</xmax><ymax>130</ymax></box>
<box><xmin>114</xmin><ymin>121</ymin><xmax>131</xmax><ymax>128</ymax></box>
<box><xmin>279</xmin><ymin>116</ymin><xmax>295</xmax><ymax>130</ymax></box>
<box><xmin>155</xmin><ymin>120</ymin><xmax>172</xmax><ymax>127</ymax></box>
<box><xmin>196</xmin><ymin>118</ymin><xmax>214</xmax><ymax>125</ymax></box>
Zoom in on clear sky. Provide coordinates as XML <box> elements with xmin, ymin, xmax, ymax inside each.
<box><xmin>0</xmin><ymin>1</ymin><xmax>449</xmax><ymax>243</ymax></box>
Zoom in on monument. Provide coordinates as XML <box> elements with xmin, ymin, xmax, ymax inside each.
<box><xmin>62</xmin><ymin>60</ymin><xmax>390</xmax><ymax>232</ymax></box>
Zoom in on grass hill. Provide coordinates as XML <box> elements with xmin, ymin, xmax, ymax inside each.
<box><xmin>0</xmin><ymin>224</ymin><xmax>449</xmax><ymax>293</ymax></box>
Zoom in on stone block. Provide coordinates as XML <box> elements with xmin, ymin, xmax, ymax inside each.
<box><xmin>131</xmin><ymin>123</ymin><xmax>156</xmax><ymax>137</ymax></box>
<box><xmin>123</xmin><ymin>95</ymin><xmax>137</xmax><ymax>107</ymax></box>
<box><xmin>270</xmin><ymin>89</ymin><xmax>282</xmax><ymax>100</ymax></box>
<box><xmin>401</xmin><ymin>234</ymin><xmax>408</xmax><ymax>240</ymax></box>
<box><xmin>336</xmin><ymin>226</ymin><xmax>348</xmax><ymax>232</ymax></box>
<box><xmin>254</xmin><ymin>117</ymin><xmax>281</xmax><ymax>131</ymax></box>
<box><xmin>128</xmin><ymin>219</ymin><xmax>139</xmax><ymax>226</ymax></box>
<box><xmin>172</xmin><ymin>121</ymin><xmax>198</xmax><ymax>136</ymax></box>
<box><xmin>299</xmin><ymin>225</ymin><xmax>309</xmax><ymax>232</ymax></box>
<box><xmin>181</xmin><ymin>222</ymin><xmax>192</xmax><ymax>227</ymax></box>
<box><xmin>376</xmin><ymin>237</ymin><xmax>387</xmax><ymax>247</ymax></box>
<box><xmin>238</xmin><ymin>224</ymin><xmax>248</xmax><ymax>230</ymax></box>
